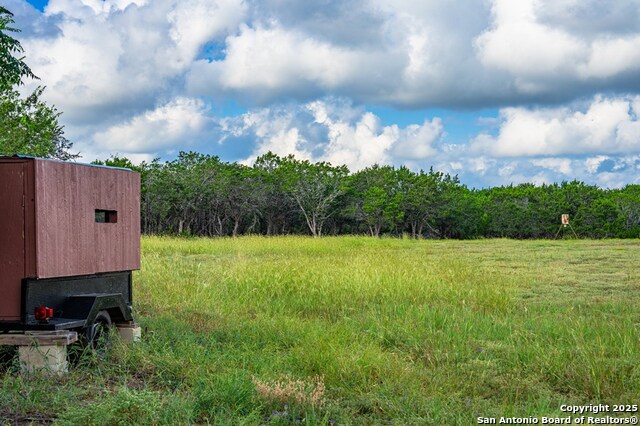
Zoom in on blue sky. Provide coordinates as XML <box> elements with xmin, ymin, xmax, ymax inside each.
<box><xmin>7</xmin><ymin>0</ymin><xmax>640</xmax><ymax>188</ymax></box>
<box><xmin>25</xmin><ymin>0</ymin><xmax>44</xmax><ymax>10</ymax></box>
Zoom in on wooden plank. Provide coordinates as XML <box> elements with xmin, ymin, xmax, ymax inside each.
<box><xmin>26</xmin><ymin>330</ymin><xmax>74</xmax><ymax>336</ymax></box>
<box><xmin>0</xmin><ymin>331</ymin><xmax>78</xmax><ymax>346</ymax></box>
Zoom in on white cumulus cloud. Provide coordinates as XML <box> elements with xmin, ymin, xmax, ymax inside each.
<box><xmin>530</xmin><ymin>158</ymin><xmax>573</xmax><ymax>175</ymax></box>
<box><xmin>476</xmin><ymin>0</ymin><xmax>640</xmax><ymax>93</ymax></box>
<box><xmin>21</xmin><ymin>0</ymin><xmax>246</xmax><ymax>123</ymax></box>
<box><xmin>92</xmin><ymin>97</ymin><xmax>211</xmax><ymax>153</ymax></box>
<box><xmin>187</xmin><ymin>23</ymin><xmax>397</xmax><ymax>103</ymax></box>
<box><xmin>471</xmin><ymin>96</ymin><xmax>640</xmax><ymax>157</ymax></box>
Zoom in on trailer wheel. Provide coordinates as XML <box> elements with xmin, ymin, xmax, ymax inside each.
<box><xmin>87</xmin><ymin>310</ymin><xmax>113</xmax><ymax>355</ymax></box>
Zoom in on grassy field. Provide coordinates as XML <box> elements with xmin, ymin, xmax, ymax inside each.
<box><xmin>1</xmin><ymin>237</ymin><xmax>639</xmax><ymax>425</ymax></box>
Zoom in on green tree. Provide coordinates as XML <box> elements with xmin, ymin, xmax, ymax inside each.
<box><xmin>0</xmin><ymin>87</ymin><xmax>76</xmax><ymax>159</ymax></box>
<box><xmin>92</xmin><ymin>155</ymin><xmax>140</xmax><ymax>171</ymax></box>
<box><xmin>0</xmin><ymin>7</ymin><xmax>77</xmax><ymax>160</ymax></box>
<box><xmin>279</xmin><ymin>155</ymin><xmax>349</xmax><ymax>237</ymax></box>
<box><xmin>614</xmin><ymin>185</ymin><xmax>640</xmax><ymax>238</ymax></box>
<box><xmin>349</xmin><ymin>165</ymin><xmax>405</xmax><ymax>236</ymax></box>
<box><xmin>222</xmin><ymin>162</ymin><xmax>262</xmax><ymax>236</ymax></box>
<box><xmin>0</xmin><ymin>6</ymin><xmax>36</xmax><ymax>90</ymax></box>
<box><xmin>167</xmin><ymin>151</ymin><xmax>222</xmax><ymax>235</ymax></box>
<box><xmin>253</xmin><ymin>152</ymin><xmax>297</xmax><ymax>235</ymax></box>
<box><xmin>402</xmin><ymin>167</ymin><xmax>456</xmax><ymax>238</ymax></box>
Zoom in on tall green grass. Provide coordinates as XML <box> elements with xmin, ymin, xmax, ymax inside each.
<box><xmin>1</xmin><ymin>237</ymin><xmax>639</xmax><ymax>424</ymax></box>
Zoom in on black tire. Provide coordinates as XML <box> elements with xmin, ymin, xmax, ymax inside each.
<box><xmin>86</xmin><ymin>310</ymin><xmax>113</xmax><ymax>355</ymax></box>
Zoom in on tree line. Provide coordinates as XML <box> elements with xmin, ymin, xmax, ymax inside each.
<box><xmin>95</xmin><ymin>152</ymin><xmax>640</xmax><ymax>239</ymax></box>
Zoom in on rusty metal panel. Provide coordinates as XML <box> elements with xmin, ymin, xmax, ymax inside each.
<box><xmin>0</xmin><ymin>161</ymin><xmax>26</xmax><ymax>320</ymax></box>
<box><xmin>34</xmin><ymin>159</ymin><xmax>141</xmax><ymax>278</ymax></box>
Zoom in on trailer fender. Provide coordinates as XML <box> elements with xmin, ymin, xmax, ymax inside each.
<box><xmin>60</xmin><ymin>294</ymin><xmax>133</xmax><ymax>327</ymax></box>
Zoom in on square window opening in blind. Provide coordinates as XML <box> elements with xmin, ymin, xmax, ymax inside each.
<box><xmin>95</xmin><ymin>209</ymin><xmax>118</xmax><ymax>223</ymax></box>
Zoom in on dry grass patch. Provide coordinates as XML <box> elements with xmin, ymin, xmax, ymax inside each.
<box><xmin>253</xmin><ymin>374</ymin><xmax>325</xmax><ymax>408</ymax></box>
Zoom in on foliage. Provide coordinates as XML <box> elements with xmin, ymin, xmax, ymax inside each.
<box><xmin>92</xmin><ymin>155</ymin><xmax>141</xmax><ymax>171</ymax></box>
<box><xmin>347</xmin><ymin>164</ymin><xmax>405</xmax><ymax>236</ymax></box>
<box><xmin>0</xmin><ymin>87</ymin><xmax>77</xmax><ymax>160</ymax></box>
<box><xmin>0</xmin><ymin>6</ymin><xmax>36</xmax><ymax>91</ymax></box>
<box><xmin>278</xmin><ymin>155</ymin><xmax>349</xmax><ymax>237</ymax></box>
<box><xmin>254</xmin><ymin>152</ymin><xmax>298</xmax><ymax>235</ymax></box>
<box><xmin>0</xmin><ymin>7</ymin><xmax>77</xmax><ymax>160</ymax></box>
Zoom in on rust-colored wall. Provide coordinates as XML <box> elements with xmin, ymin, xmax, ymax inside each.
<box><xmin>0</xmin><ymin>161</ymin><xmax>27</xmax><ymax>320</ymax></box>
<box><xmin>0</xmin><ymin>158</ymin><xmax>36</xmax><ymax>320</ymax></box>
<box><xmin>34</xmin><ymin>159</ymin><xmax>141</xmax><ymax>278</ymax></box>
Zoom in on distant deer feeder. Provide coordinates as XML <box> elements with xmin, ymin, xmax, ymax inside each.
<box><xmin>556</xmin><ymin>213</ymin><xmax>578</xmax><ymax>239</ymax></box>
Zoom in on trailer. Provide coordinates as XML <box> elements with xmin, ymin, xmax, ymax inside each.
<box><xmin>0</xmin><ymin>156</ymin><xmax>140</xmax><ymax>353</ymax></box>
